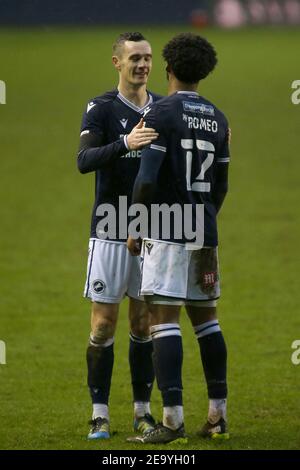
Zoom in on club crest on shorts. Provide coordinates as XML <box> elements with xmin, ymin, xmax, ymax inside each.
<box><xmin>145</xmin><ymin>241</ymin><xmax>153</xmax><ymax>255</ymax></box>
<box><xmin>203</xmin><ymin>272</ymin><xmax>218</xmax><ymax>287</ymax></box>
<box><xmin>92</xmin><ymin>279</ymin><xmax>106</xmax><ymax>294</ymax></box>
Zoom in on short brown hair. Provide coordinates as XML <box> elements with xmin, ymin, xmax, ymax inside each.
<box><xmin>113</xmin><ymin>32</ymin><xmax>147</xmax><ymax>56</ymax></box>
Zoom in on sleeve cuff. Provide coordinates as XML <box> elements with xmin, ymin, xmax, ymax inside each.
<box><xmin>123</xmin><ymin>135</ymin><xmax>130</xmax><ymax>151</ymax></box>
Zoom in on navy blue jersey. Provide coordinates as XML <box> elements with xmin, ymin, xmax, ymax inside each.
<box><xmin>78</xmin><ymin>89</ymin><xmax>162</xmax><ymax>240</ymax></box>
<box><xmin>133</xmin><ymin>91</ymin><xmax>230</xmax><ymax>246</ymax></box>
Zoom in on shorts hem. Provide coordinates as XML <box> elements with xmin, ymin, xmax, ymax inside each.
<box><xmin>83</xmin><ymin>293</ymin><xmax>124</xmax><ymax>304</ymax></box>
<box><xmin>141</xmin><ymin>289</ymin><xmax>220</xmax><ymax>302</ymax></box>
<box><xmin>141</xmin><ymin>290</ymin><xmax>185</xmax><ymax>299</ymax></box>
<box><xmin>126</xmin><ymin>292</ymin><xmax>144</xmax><ymax>301</ymax></box>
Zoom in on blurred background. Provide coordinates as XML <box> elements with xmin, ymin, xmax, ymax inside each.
<box><xmin>1</xmin><ymin>0</ymin><xmax>300</xmax><ymax>26</ymax></box>
<box><xmin>0</xmin><ymin>0</ymin><xmax>300</xmax><ymax>451</ymax></box>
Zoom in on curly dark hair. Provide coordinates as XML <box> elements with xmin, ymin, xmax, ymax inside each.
<box><xmin>162</xmin><ymin>33</ymin><xmax>217</xmax><ymax>84</ymax></box>
<box><xmin>113</xmin><ymin>32</ymin><xmax>147</xmax><ymax>55</ymax></box>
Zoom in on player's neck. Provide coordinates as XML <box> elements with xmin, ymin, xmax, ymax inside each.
<box><xmin>117</xmin><ymin>82</ymin><xmax>149</xmax><ymax>108</ymax></box>
<box><xmin>168</xmin><ymin>78</ymin><xmax>198</xmax><ymax>96</ymax></box>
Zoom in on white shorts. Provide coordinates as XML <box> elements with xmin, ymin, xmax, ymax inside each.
<box><xmin>140</xmin><ymin>239</ymin><xmax>220</xmax><ymax>304</ymax></box>
<box><xmin>83</xmin><ymin>239</ymin><xmax>142</xmax><ymax>303</ymax></box>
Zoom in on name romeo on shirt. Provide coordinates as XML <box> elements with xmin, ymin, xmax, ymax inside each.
<box><xmin>182</xmin><ymin>113</ymin><xmax>218</xmax><ymax>133</ymax></box>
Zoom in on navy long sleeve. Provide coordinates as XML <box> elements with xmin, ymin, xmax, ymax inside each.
<box><xmin>77</xmin><ymin>131</ymin><xmax>127</xmax><ymax>174</ymax></box>
<box><xmin>132</xmin><ymin>147</ymin><xmax>165</xmax><ymax>206</ymax></box>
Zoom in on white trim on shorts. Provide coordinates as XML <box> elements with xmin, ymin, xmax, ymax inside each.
<box><xmin>147</xmin><ymin>294</ymin><xmax>217</xmax><ymax>307</ymax></box>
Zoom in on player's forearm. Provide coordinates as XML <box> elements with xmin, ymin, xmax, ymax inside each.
<box><xmin>77</xmin><ymin>140</ymin><xmax>127</xmax><ymax>174</ymax></box>
<box><xmin>212</xmin><ymin>183</ymin><xmax>228</xmax><ymax>214</ymax></box>
<box><xmin>131</xmin><ymin>147</ymin><xmax>164</xmax><ymax>206</ymax></box>
<box><xmin>132</xmin><ymin>179</ymin><xmax>156</xmax><ymax>207</ymax></box>
<box><xmin>212</xmin><ymin>160</ymin><xmax>229</xmax><ymax>214</ymax></box>
<box><xmin>77</xmin><ymin>132</ymin><xmax>128</xmax><ymax>174</ymax></box>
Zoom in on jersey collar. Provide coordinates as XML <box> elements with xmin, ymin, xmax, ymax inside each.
<box><xmin>117</xmin><ymin>91</ymin><xmax>153</xmax><ymax>114</ymax></box>
<box><xmin>176</xmin><ymin>91</ymin><xmax>199</xmax><ymax>96</ymax></box>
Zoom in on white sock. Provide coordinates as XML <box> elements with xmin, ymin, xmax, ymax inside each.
<box><xmin>134</xmin><ymin>401</ymin><xmax>151</xmax><ymax>419</ymax></box>
<box><xmin>163</xmin><ymin>406</ymin><xmax>184</xmax><ymax>430</ymax></box>
<box><xmin>92</xmin><ymin>404</ymin><xmax>109</xmax><ymax>421</ymax></box>
<box><xmin>208</xmin><ymin>399</ymin><xmax>227</xmax><ymax>424</ymax></box>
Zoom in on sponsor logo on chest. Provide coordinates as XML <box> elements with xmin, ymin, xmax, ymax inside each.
<box><xmin>183</xmin><ymin>101</ymin><xmax>215</xmax><ymax>116</ymax></box>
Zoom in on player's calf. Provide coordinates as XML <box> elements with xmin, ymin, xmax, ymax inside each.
<box><xmin>129</xmin><ymin>298</ymin><xmax>155</xmax><ymax>432</ymax></box>
<box><xmin>190</xmin><ymin>312</ymin><xmax>228</xmax><ymax>439</ymax></box>
<box><xmin>87</xmin><ymin>306</ymin><xmax>118</xmax><ymax>439</ymax></box>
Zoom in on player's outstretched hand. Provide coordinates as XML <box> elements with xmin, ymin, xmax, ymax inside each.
<box><xmin>127</xmin><ymin>118</ymin><xmax>159</xmax><ymax>150</ymax></box>
<box><xmin>127</xmin><ymin>236</ymin><xmax>142</xmax><ymax>256</ymax></box>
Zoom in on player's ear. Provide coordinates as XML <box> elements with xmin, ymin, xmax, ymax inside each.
<box><xmin>112</xmin><ymin>56</ymin><xmax>121</xmax><ymax>71</ymax></box>
<box><xmin>166</xmin><ymin>64</ymin><xmax>171</xmax><ymax>81</ymax></box>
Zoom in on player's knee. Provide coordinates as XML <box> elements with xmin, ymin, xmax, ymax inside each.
<box><xmin>129</xmin><ymin>300</ymin><xmax>151</xmax><ymax>337</ymax></box>
<box><xmin>199</xmin><ymin>311</ymin><xmax>217</xmax><ymax>324</ymax></box>
<box><xmin>186</xmin><ymin>306</ymin><xmax>217</xmax><ymax>326</ymax></box>
<box><xmin>91</xmin><ymin>302</ymin><xmax>118</xmax><ymax>341</ymax></box>
<box><xmin>91</xmin><ymin>320</ymin><xmax>114</xmax><ymax>344</ymax></box>
<box><xmin>130</xmin><ymin>315</ymin><xmax>151</xmax><ymax>338</ymax></box>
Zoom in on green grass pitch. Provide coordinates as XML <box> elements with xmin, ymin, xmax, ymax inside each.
<box><xmin>0</xmin><ymin>26</ymin><xmax>300</xmax><ymax>450</ymax></box>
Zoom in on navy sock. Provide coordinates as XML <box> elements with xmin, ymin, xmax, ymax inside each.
<box><xmin>151</xmin><ymin>323</ymin><xmax>183</xmax><ymax>407</ymax></box>
<box><xmin>86</xmin><ymin>336</ymin><xmax>114</xmax><ymax>404</ymax></box>
<box><xmin>129</xmin><ymin>333</ymin><xmax>154</xmax><ymax>402</ymax></box>
<box><xmin>194</xmin><ymin>320</ymin><xmax>227</xmax><ymax>399</ymax></box>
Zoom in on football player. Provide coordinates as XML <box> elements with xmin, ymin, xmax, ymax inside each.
<box><xmin>77</xmin><ymin>32</ymin><xmax>161</xmax><ymax>439</ymax></box>
<box><xmin>127</xmin><ymin>33</ymin><xmax>230</xmax><ymax>444</ymax></box>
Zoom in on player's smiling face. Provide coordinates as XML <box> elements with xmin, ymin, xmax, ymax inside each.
<box><xmin>115</xmin><ymin>40</ymin><xmax>152</xmax><ymax>86</ymax></box>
